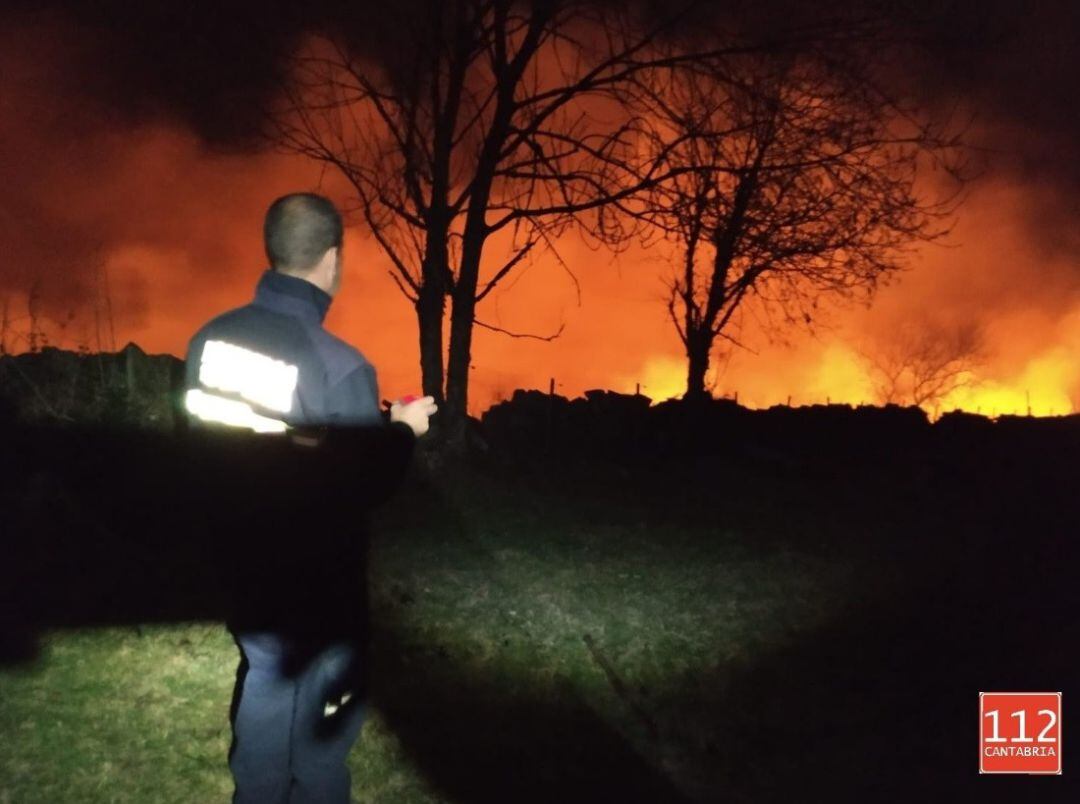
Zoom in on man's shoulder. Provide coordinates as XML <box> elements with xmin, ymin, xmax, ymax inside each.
<box><xmin>190</xmin><ymin>302</ymin><xmax>257</xmax><ymax>337</ymax></box>
<box><xmin>186</xmin><ymin>305</ymin><xmax>250</xmax><ymax>351</ymax></box>
<box><xmin>188</xmin><ymin>301</ymin><xmax>312</xmax><ymax>350</ymax></box>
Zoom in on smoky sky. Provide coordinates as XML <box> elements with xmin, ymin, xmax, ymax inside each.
<box><xmin>3</xmin><ymin>0</ymin><xmax>1077</xmax><ymax>282</ymax></box>
<box><xmin>5</xmin><ymin>1</ymin><xmax>1077</xmax><ymax>184</ymax></box>
<box><xmin>912</xmin><ymin>0</ymin><xmax>1080</xmax><ymax>173</ymax></box>
<box><xmin>905</xmin><ymin>0</ymin><xmax>1080</xmax><ymax>254</ymax></box>
<box><xmin>1</xmin><ymin>0</ymin><xmax>315</xmax><ymax>150</ymax></box>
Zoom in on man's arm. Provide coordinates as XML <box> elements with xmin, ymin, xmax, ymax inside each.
<box><xmin>324</xmin><ymin>360</ymin><xmax>417</xmax><ymax>440</ymax></box>
<box><xmin>180</xmin><ymin>333</ymin><xmax>208</xmax><ymax>433</ymax></box>
<box><xmin>324</xmin><ymin>361</ymin><xmax>383</xmax><ymax>427</ymax></box>
<box><xmin>323</xmin><ymin>362</ymin><xmax>418</xmax><ymax>508</ymax></box>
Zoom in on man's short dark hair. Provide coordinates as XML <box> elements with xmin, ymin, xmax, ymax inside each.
<box><xmin>264</xmin><ymin>193</ymin><xmax>343</xmax><ymax>273</ymax></box>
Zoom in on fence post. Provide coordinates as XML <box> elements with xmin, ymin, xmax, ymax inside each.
<box><xmin>546</xmin><ymin>377</ymin><xmax>554</xmax><ymax>453</ymax></box>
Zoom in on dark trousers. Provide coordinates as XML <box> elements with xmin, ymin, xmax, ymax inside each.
<box><xmin>228</xmin><ymin>629</ymin><xmax>367</xmax><ymax>804</ymax></box>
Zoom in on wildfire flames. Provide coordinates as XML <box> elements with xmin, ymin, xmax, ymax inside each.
<box><xmin>2</xmin><ymin>13</ymin><xmax>1077</xmax><ymax>421</ymax></box>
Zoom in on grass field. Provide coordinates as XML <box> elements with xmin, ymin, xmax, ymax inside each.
<box><xmin>2</xmin><ymin>442</ymin><xmax>1076</xmax><ymax>802</ymax></box>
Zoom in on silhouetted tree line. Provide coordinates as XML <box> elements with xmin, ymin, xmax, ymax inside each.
<box><xmin>480</xmin><ymin>388</ymin><xmax>1079</xmax><ymax>466</ymax></box>
<box><xmin>2</xmin><ymin>347</ymin><xmax>1076</xmax><ymax>470</ymax></box>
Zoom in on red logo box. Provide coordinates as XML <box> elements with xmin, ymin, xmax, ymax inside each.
<box><xmin>980</xmin><ymin>692</ymin><xmax>1062</xmax><ymax>774</ymax></box>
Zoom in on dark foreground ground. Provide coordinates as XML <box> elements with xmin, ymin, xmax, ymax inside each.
<box><xmin>1</xmin><ymin>416</ymin><xmax>1077</xmax><ymax>802</ymax></box>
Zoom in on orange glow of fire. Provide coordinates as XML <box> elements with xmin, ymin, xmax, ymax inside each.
<box><xmin>3</xmin><ymin>22</ymin><xmax>1077</xmax><ymax>424</ymax></box>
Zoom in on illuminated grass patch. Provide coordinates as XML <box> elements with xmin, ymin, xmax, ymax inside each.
<box><xmin>0</xmin><ymin>464</ymin><xmax>909</xmax><ymax>802</ymax></box>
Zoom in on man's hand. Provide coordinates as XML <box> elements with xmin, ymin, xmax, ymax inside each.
<box><xmin>389</xmin><ymin>395</ymin><xmax>437</xmax><ymax>437</ymax></box>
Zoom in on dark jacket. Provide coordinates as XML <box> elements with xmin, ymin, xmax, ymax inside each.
<box><xmin>186</xmin><ymin>268</ymin><xmax>395</xmax><ymax>428</ymax></box>
<box><xmin>182</xmin><ymin>269</ymin><xmax>416</xmax><ymax>640</ymax></box>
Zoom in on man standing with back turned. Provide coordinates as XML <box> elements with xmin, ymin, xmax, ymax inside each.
<box><xmin>183</xmin><ymin>192</ymin><xmax>437</xmax><ymax>802</ymax></box>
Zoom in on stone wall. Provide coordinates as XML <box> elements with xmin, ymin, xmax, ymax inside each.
<box><xmin>0</xmin><ymin>344</ymin><xmax>185</xmax><ymax>430</ymax></box>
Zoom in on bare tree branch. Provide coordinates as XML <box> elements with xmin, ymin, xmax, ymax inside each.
<box><xmin>475</xmin><ymin>317</ymin><xmax>566</xmax><ymax>340</ymax></box>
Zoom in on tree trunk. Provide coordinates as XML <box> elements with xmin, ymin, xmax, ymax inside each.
<box><xmin>417</xmin><ymin>261</ymin><xmax>447</xmax><ymax>405</ymax></box>
<box><xmin>414</xmin><ymin>272</ymin><xmax>446</xmax><ymax>445</ymax></box>
<box><xmin>441</xmin><ymin>144</ymin><xmax>499</xmax><ymax>456</ymax></box>
<box><xmin>684</xmin><ymin>329</ymin><xmax>712</xmax><ymax>402</ymax></box>
<box><xmin>413</xmin><ymin>219</ymin><xmax>451</xmax><ymax>446</ymax></box>
<box><xmin>444</xmin><ymin>283</ymin><xmax>476</xmax><ymax>455</ymax></box>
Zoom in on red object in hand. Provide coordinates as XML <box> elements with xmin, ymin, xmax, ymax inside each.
<box><xmin>399</xmin><ymin>394</ymin><xmax>422</xmax><ymax>405</ymax></box>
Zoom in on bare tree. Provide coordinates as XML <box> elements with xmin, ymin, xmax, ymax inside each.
<box><xmin>858</xmin><ymin>318</ymin><xmax>984</xmax><ymax>414</ymax></box>
<box><xmin>624</xmin><ymin>41</ymin><xmax>968</xmax><ymax>401</ymax></box>
<box><xmin>266</xmin><ymin>0</ymin><xmax>831</xmax><ymax>450</ymax></box>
